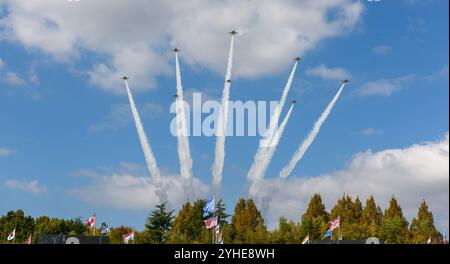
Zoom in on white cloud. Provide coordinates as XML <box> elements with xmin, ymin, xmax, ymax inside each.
<box><xmin>305</xmin><ymin>65</ymin><xmax>351</xmax><ymax>81</ymax></box>
<box><xmin>0</xmin><ymin>0</ymin><xmax>364</xmax><ymax>93</ymax></box>
<box><xmin>373</xmin><ymin>45</ymin><xmax>391</xmax><ymax>55</ymax></box>
<box><xmin>262</xmin><ymin>133</ymin><xmax>449</xmax><ymax>230</ymax></box>
<box><xmin>68</xmin><ymin>165</ymin><xmax>210</xmax><ymax>210</ymax></box>
<box><xmin>360</xmin><ymin>128</ymin><xmax>384</xmax><ymax>136</ymax></box>
<box><xmin>4</xmin><ymin>179</ymin><xmax>47</xmax><ymax>195</ymax></box>
<box><xmin>355</xmin><ymin>74</ymin><xmax>416</xmax><ymax>97</ymax></box>
<box><xmin>89</xmin><ymin>102</ymin><xmax>164</xmax><ymax>131</ymax></box>
<box><xmin>0</xmin><ymin>147</ymin><xmax>13</xmax><ymax>156</ymax></box>
<box><xmin>2</xmin><ymin>71</ymin><xmax>27</xmax><ymax>85</ymax></box>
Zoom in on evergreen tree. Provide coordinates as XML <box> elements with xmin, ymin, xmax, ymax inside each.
<box><xmin>330</xmin><ymin>194</ymin><xmax>365</xmax><ymax>240</ymax></box>
<box><xmin>144</xmin><ymin>203</ymin><xmax>174</xmax><ymax>243</ymax></box>
<box><xmin>231</xmin><ymin>198</ymin><xmax>266</xmax><ymax>243</ymax></box>
<box><xmin>361</xmin><ymin>196</ymin><xmax>383</xmax><ymax>238</ymax></box>
<box><xmin>380</xmin><ymin>196</ymin><xmax>410</xmax><ymax>244</ymax></box>
<box><xmin>216</xmin><ymin>199</ymin><xmax>231</xmax><ymax>227</ymax></box>
<box><xmin>410</xmin><ymin>200</ymin><xmax>438</xmax><ymax>244</ymax></box>
<box><xmin>299</xmin><ymin>194</ymin><xmax>329</xmax><ymax>240</ymax></box>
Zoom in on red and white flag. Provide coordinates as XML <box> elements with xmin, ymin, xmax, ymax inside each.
<box><xmin>301</xmin><ymin>234</ymin><xmax>310</xmax><ymax>244</ymax></box>
<box><xmin>86</xmin><ymin>212</ymin><xmax>96</xmax><ymax>228</ymax></box>
<box><xmin>24</xmin><ymin>234</ymin><xmax>32</xmax><ymax>244</ymax></box>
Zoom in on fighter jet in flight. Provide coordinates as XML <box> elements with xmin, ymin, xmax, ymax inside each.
<box><xmin>342</xmin><ymin>79</ymin><xmax>350</xmax><ymax>83</ymax></box>
<box><xmin>226</xmin><ymin>79</ymin><xmax>231</xmax><ymax>83</ymax></box>
<box><xmin>121</xmin><ymin>76</ymin><xmax>129</xmax><ymax>80</ymax></box>
<box><xmin>229</xmin><ymin>30</ymin><xmax>238</xmax><ymax>35</ymax></box>
<box><xmin>292</xmin><ymin>100</ymin><xmax>297</xmax><ymax>104</ymax></box>
<box><xmin>172</xmin><ymin>48</ymin><xmax>181</xmax><ymax>52</ymax></box>
<box><xmin>293</xmin><ymin>57</ymin><xmax>302</xmax><ymax>61</ymax></box>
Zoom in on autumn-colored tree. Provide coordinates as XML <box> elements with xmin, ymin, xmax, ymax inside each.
<box><xmin>410</xmin><ymin>200</ymin><xmax>438</xmax><ymax>244</ymax></box>
<box><xmin>380</xmin><ymin>196</ymin><xmax>410</xmax><ymax>244</ymax></box>
<box><xmin>299</xmin><ymin>194</ymin><xmax>329</xmax><ymax>240</ymax></box>
<box><xmin>361</xmin><ymin>196</ymin><xmax>383</xmax><ymax>238</ymax></box>
<box><xmin>230</xmin><ymin>198</ymin><xmax>266</xmax><ymax>243</ymax></box>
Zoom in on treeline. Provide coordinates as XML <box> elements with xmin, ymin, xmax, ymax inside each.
<box><xmin>0</xmin><ymin>194</ymin><xmax>445</xmax><ymax>244</ymax></box>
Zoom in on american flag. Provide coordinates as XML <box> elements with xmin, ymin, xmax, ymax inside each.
<box><xmin>330</xmin><ymin>217</ymin><xmax>340</xmax><ymax>230</ymax></box>
<box><xmin>204</xmin><ymin>216</ymin><xmax>218</xmax><ymax>229</ymax></box>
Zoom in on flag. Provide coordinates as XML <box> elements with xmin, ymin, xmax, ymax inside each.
<box><xmin>86</xmin><ymin>212</ymin><xmax>96</xmax><ymax>228</ymax></box>
<box><xmin>204</xmin><ymin>216</ymin><xmax>218</xmax><ymax>229</ymax></box>
<box><xmin>7</xmin><ymin>229</ymin><xmax>15</xmax><ymax>241</ymax></box>
<box><xmin>301</xmin><ymin>234</ymin><xmax>310</xmax><ymax>244</ymax></box>
<box><xmin>322</xmin><ymin>230</ymin><xmax>332</xmax><ymax>239</ymax></box>
<box><xmin>427</xmin><ymin>237</ymin><xmax>431</xmax><ymax>244</ymax></box>
<box><xmin>123</xmin><ymin>231</ymin><xmax>135</xmax><ymax>244</ymax></box>
<box><xmin>24</xmin><ymin>234</ymin><xmax>32</xmax><ymax>244</ymax></box>
<box><xmin>203</xmin><ymin>196</ymin><xmax>215</xmax><ymax>217</ymax></box>
<box><xmin>101</xmin><ymin>225</ymin><xmax>110</xmax><ymax>234</ymax></box>
<box><xmin>330</xmin><ymin>217</ymin><xmax>340</xmax><ymax>231</ymax></box>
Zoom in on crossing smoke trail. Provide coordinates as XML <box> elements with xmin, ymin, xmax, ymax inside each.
<box><xmin>174</xmin><ymin>51</ymin><xmax>194</xmax><ymax>199</ymax></box>
<box><xmin>212</xmin><ymin>34</ymin><xmax>235</xmax><ymax>194</ymax></box>
<box><xmin>247</xmin><ymin>61</ymin><xmax>299</xmax><ymax>198</ymax></box>
<box><xmin>279</xmin><ymin>82</ymin><xmax>347</xmax><ymax>179</ymax></box>
<box><xmin>248</xmin><ymin>103</ymin><xmax>295</xmax><ymax>198</ymax></box>
<box><xmin>259</xmin><ymin>82</ymin><xmax>347</xmax><ymax>215</ymax></box>
<box><xmin>123</xmin><ymin>79</ymin><xmax>167</xmax><ymax>203</ymax></box>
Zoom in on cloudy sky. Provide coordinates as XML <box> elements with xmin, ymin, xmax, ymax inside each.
<box><xmin>0</xmin><ymin>0</ymin><xmax>448</xmax><ymax>231</ymax></box>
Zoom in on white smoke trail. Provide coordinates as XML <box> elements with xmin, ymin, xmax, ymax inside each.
<box><xmin>248</xmin><ymin>103</ymin><xmax>295</xmax><ymax>198</ymax></box>
<box><xmin>263</xmin><ymin>61</ymin><xmax>298</xmax><ymax>149</ymax></box>
<box><xmin>278</xmin><ymin>82</ymin><xmax>347</xmax><ymax>179</ymax></box>
<box><xmin>246</xmin><ymin>61</ymin><xmax>298</xmax><ymax>197</ymax></box>
<box><xmin>212</xmin><ymin>35</ymin><xmax>235</xmax><ymax>194</ymax></box>
<box><xmin>124</xmin><ymin>80</ymin><xmax>167</xmax><ymax>203</ymax></box>
<box><xmin>174</xmin><ymin>52</ymin><xmax>194</xmax><ymax>198</ymax></box>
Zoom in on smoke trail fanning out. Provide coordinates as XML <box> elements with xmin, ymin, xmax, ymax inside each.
<box><xmin>248</xmin><ymin>103</ymin><xmax>295</xmax><ymax>198</ymax></box>
<box><xmin>247</xmin><ymin>61</ymin><xmax>299</xmax><ymax>197</ymax></box>
<box><xmin>278</xmin><ymin>82</ymin><xmax>347</xmax><ymax>179</ymax></box>
<box><xmin>174</xmin><ymin>52</ymin><xmax>194</xmax><ymax>199</ymax></box>
<box><xmin>124</xmin><ymin>80</ymin><xmax>167</xmax><ymax>203</ymax></box>
<box><xmin>212</xmin><ymin>35</ymin><xmax>235</xmax><ymax>194</ymax></box>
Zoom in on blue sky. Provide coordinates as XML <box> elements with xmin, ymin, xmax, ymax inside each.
<box><xmin>0</xmin><ymin>0</ymin><xmax>448</xmax><ymax>231</ymax></box>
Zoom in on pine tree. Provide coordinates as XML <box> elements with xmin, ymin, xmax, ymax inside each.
<box><xmin>216</xmin><ymin>199</ymin><xmax>231</xmax><ymax>227</ymax></box>
<box><xmin>410</xmin><ymin>200</ymin><xmax>438</xmax><ymax>244</ymax></box>
<box><xmin>380</xmin><ymin>196</ymin><xmax>410</xmax><ymax>244</ymax></box>
<box><xmin>144</xmin><ymin>203</ymin><xmax>174</xmax><ymax>243</ymax></box>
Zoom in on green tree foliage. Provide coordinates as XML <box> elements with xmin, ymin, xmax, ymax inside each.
<box><xmin>299</xmin><ymin>194</ymin><xmax>329</xmax><ymax>240</ymax></box>
<box><xmin>380</xmin><ymin>196</ymin><xmax>410</xmax><ymax>244</ymax></box>
<box><xmin>361</xmin><ymin>196</ymin><xmax>383</xmax><ymax>238</ymax></box>
<box><xmin>329</xmin><ymin>195</ymin><xmax>365</xmax><ymax>240</ymax></box>
<box><xmin>216</xmin><ymin>199</ymin><xmax>231</xmax><ymax>227</ymax></box>
<box><xmin>0</xmin><ymin>210</ymin><xmax>34</xmax><ymax>243</ymax></box>
<box><xmin>169</xmin><ymin>200</ymin><xmax>210</xmax><ymax>243</ymax></box>
<box><xmin>271</xmin><ymin>217</ymin><xmax>301</xmax><ymax>244</ymax></box>
<box><xmin>142</xmin><ymin>203</ymin><xmax>174</xmax><ymax>244</ymax></box>
<box><xmin>108</xmin><ymin>226</ymin><xmax>134</xmax><ymax>244</ymax></box>
<box><xmin>410</xmin><ymin>200</ymin><xmax>438</xmax><ymax>244</ymax></box>
<box><xmin>230</xmin><ymin>198</ymin><xmax>266</xmax><ymax>243</ymax></box>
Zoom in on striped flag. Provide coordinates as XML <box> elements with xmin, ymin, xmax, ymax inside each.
<box><xmin>301</xmin><ymin>234</ymin><xmax>310</xmax><ymax>244</ymax></box>
<box><xmin>123</xmin><ymin>231</ymin><xmax>135</xmax><ymax>244</ymax></box>
<box><xmin>101</xmin><ymin>225</ymin><xmax>110</xmax><ymax>234</ymax></box>
<box><xmin>204</xmin><ymin>216</ymin><xmax>218</xmax><ymax>229</ymax></box>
